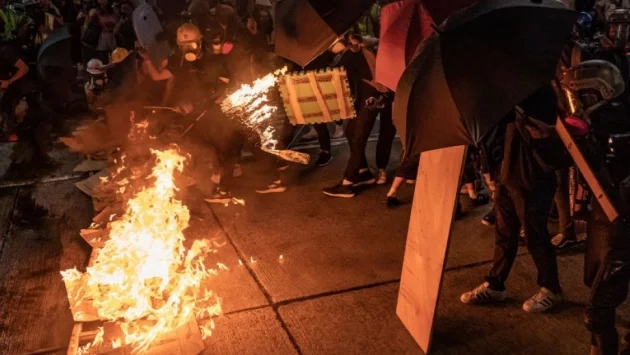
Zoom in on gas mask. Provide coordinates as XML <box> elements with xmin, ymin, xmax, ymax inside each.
<box><xmin>179</xmin><ymin>41</ymin><xmax>202</xmax><ymax>62</ymax></box>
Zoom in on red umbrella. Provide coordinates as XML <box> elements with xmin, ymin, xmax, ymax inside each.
<box><xmin>375</xmin><ymin>0</ymin><xmax>434</xmax><ymax>91</ymax></box>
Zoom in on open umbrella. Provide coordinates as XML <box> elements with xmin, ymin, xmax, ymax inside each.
<box><xmin>274</xmin><ymin>0</ymin><xmax>375</xmax><ymax>67</ymax></box>
<box><xmin>36</xmin><ymin>25</ymin><xmax>74</xmax><ymax>77</ymax></box>
<box><xmin>375</xmin><ymin>0</ymin><xmax>434</xmax><ymax>91</ymax></box>
<box><xmin>393</xmin><ymin>0</ymin><xmax>577</xmax><ymax>156</ymax></box>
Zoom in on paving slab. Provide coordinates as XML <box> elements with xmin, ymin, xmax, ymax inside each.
<box><xmin>279</xmin><ymin>283</ymin><xmax>424</xmax><ymax>355</ymax></box>
<box><xmin>0</xmin><ymin>181</ymin><xmax>93</xmax><ymax>355</ymax></box>
<box><xmin>213</xmin><ymin>142</ymin><xmax>411</xmax><ymax>302</ymax></box>
<box><xmin>0</xmin><ymin>142</ymin><xmax>84</xmax><ymax>187</ymax></box>
<box><xmin>202</xmin><ymin>307</ymin><xmax>298</xmax><ymax>355</ymax></box>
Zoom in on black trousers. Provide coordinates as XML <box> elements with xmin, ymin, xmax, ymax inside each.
<box><xmin>554</xmin><ymin>168</ymin><xmax>575</xmax><ymax>237</ymax></box>
<box><xmin>487</xmin><ymin>177</ymin><xmax>561</xmax><ymax>294</ymax></box>
<box><xmin>585</xmin><ymin>201</ymin><xmax>630</xmax><ymax>355</ymax></box>
<box><xmin>313</xmin><ymin>121</ymin><xmax>343</xmax><ymax>152</ymax></box>
<box><xmin>343</xmin><ymin>97</ymin><xmax>395</xmax><ymax>181</ymax></box>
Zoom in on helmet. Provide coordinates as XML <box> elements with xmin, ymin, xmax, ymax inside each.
<box><xmin>561</xmin><ymin>60</ymin><xmax>625</xmax><ymax>115</ymax></box>
<box><xmin>575</xmin><ymin>11</ymin><xmax>593</xmax><ymax>37</ymax></box>
<box><xmin>176</xmin><ymin>23</ymin><xmax>202</xmax><ymax>46</ymax></box>
<box><xmin>607</xmin><ymin>9</ymin><xmax>630</xmax><ymax>50</ymax></box>
<box><xmin>176</xmin><ymin>23</ymin><xmax>203</xmax><ymax>61</ymax></box>
<box><xmin>86</xmin><ymin>59</ymin><xmax>105</xmax><ymax>75</ymax></box>
<box><xmin>111</xmin><ymin>47</ymin><xmax>130</xmax><ymax>64</ymax></box>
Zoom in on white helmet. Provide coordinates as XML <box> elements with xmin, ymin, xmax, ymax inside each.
<box><xmin>87</xmin><ymin>59</ymin><xmax>105</xmax><ymax>75</ymax></box>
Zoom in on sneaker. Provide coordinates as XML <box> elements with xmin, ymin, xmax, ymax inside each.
<box><xmin>233</xmin><ymin>164</ymin><xmax>243</xmax><ymax>177</ymax></box>
<box><xmin>376</xmin><ymin>169</ymin><xmax>387</xmax><ymax>185</ymax></box>
<box><xmin>301</xmin><ymin>127</ymin><xmax>318</xmax><ymax>140</ymax></box>
<box><xmin>481</xmin><ymin>210</ymin><xmax>496</xmax><ymax>226</ymax></box>
<box><xmin>460</xmin><ymin>282</ymin><xmax>507</xmax><ymax>304</ymax></box>
<box><xmin>385</xmin><ymin>196</ymin><xmax>403</xmax><ymax>208</ymax></box>
<box><xmin>323</xmin><ymin>183</ymin><xmax>355</xmax><ymax>198</ymax></box>
<box><xmin>333</xmin><ymin>124</ymin><xmax>344</xmax><ymax>138</ymax></box>
<box><xmin>256</xmin><ymin>181</ymin><xmax>287</xmax><ymax>194</ymax></box>
<box><xmin>353</xmin><ymin>170</ymin><xmax>376</xmax><ymax>187</ymax></box>
<box><xmin>551</xmin><ymin>233</ymin><xmax>577</xmax><ymax>249</ymax></box>
<box><xmin>522</xmin><ymin>288</ymin><xmax>562</xmax><ymax>313</ymax></box>
<box><xmin>316</xmin><ymin>151</ymin><xmax>333</xmax><ymax>167</ymax></box>
<box><xmin>406</xmin><ymin>179</ymin><xmax>416</xmax><ymax>185</ymax></box>
<box><xmin>205</xmin><ymin>187</ymin><xmax>232</xmax><ymax>204</ymax></box>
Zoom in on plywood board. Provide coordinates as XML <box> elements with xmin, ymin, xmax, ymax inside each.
<box><xmin>396</xmin><ymin>145</ymin><xmax>467</xmax><ymax>354</ymax></box>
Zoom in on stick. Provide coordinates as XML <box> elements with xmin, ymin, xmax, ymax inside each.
<box><xmin>262</xmin><ymin>147</ymin><xmax>310</xmax><ymax>165</ymax></box>
<box><xmin>180</xmin><ymin>110</ymin><xmax>208</xmax><ymax>138</ymax></box>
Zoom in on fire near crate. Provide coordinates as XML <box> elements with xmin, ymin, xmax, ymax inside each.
<box><xmin>278</xmin><ymin>67</ymin><xmax>356</xmax><ymax>125</ymax></box>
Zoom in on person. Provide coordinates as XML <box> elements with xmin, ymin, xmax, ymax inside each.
<box><xmin>0</xmin><ymin>43</ymin><xmax>30</xmax><ymax>142</ymax></box>
<box><xmin>460</xmin><ymin>84</ymin><xmax>565</xmax><ymax>313</ymax></box>
<box><xmin>322</xmin><ymin>37</ymin><xmax>395</xmax><ymax>198</ymax></box>
<box><xmin>384</xmin><ymin>153</ymin><xmax>419</xmax><ymax>208</ymax></box>
<box><xmin>560</xmin><ymin>59</ymin><xmax>630</xmax><ymax>355</ymax></box>
<box><xmin>94</xmin><ymin>0</ymin><xmax>118</xmax><ymax>51</ymax></box>
<box><xmin>84</xmin><ymin>58</ymin><xmax>108</xmax><ymax>106</ymax></box>
<box><xmin>114</xmin><ymin>1</ymin><xmax>135</xmax><ymax>50</ymax></box>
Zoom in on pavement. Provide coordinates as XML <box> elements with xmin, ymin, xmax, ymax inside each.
<box><xmin>0</xmin><ymin>131</ymin><xmax>629</xmax><ymax>355</ymax></box>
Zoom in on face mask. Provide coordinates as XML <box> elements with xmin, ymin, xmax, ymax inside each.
<box><xmin>179</xmin><ymin>42</ymin><xmax>201</xmax><ymax>62</ymax></box>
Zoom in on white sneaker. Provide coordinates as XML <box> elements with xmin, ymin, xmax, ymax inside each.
<box><xmin>460</xmin><ymin>282</ymin><xmax>507</xmax><ymax>304</ymax></box>
<box><xmin>333</xmin><ymin>124</ymin><xmax>344</xmax><ymax>138</ymax></box>
<box><xmin>302</xmin><ymin>127</ymin><xmax>318</xmax><ymax>140</ymax></box>
<box><xmin>256</xmin><ymin>181</ymin><xmax>287</xmax><ymax>194</ymax></box>
<box><xmin>376</xmin><ymin>169</ymin><xmax>387</xmax><ymax>185</ymax></box>
<box><xmin>522</xmin><ymin>288</ymin><xmax>561</xmax><ymax>313</ymax></box>
<box><xmin>233</xmin><ymin>164</ymin><xmax>243</xmax><ymax>177</ymax></box>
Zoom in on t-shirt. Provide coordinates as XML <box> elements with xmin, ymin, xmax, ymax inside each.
<box><xmin>0</xmin><ymin>44</ymin><xmax>19</xmax><ymax>80</ymax></box>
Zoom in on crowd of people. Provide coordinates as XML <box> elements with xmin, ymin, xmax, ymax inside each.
<box><xmin>1</xmin><ymin>0</ymin><xmax>630</xmax><ymax>354</ymax></box>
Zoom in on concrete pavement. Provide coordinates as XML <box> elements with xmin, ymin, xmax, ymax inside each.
<box><xmin>0</xmin><ymin>137</ymin><xmax>628</xmax><ymax>355</ymax></box>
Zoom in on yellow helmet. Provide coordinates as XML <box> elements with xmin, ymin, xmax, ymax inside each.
<box><xmin>111</xmin><ymin>47</ymin><xmax>130</xmax><ymax>64</ymax></box>
<box><xmin>176</xmin><ymin>23</ymin><xmax>202</xmax><ymax>46</ymax></box>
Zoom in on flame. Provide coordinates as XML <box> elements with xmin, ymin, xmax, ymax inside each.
<box><xmin>63</xmin><ymin>149</ymin><xmax>222</xmax><ymax>353</ymax></box>
<box><xmin>221</xmin><ymin>67</ymin><xmax>287</xmax><ymax>151</ymax></box>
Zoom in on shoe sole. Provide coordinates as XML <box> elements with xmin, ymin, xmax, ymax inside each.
<box><xmin>554</xmin><ymin>239</ymin><xmax>577</xmax><ymax>249</ymax></box>
<box><xmin>317</xmin><ymin>158</ymin><xmax>333</xmax><ymax>167</ymax></box>
<box><xmin>256</xmin><ymin>188</ymin><xmax>287</xmax><ymax>194</ymax></box>
<box><xmin>481</xmin><ymin>219</ymin><xmax>494</xmax><ymax>226</ymax></box>
<box><xmin>353</xmin><ymin>178</ymin><xmax>376</xmax><ymax>187</ymax></box>
<box><xmin>205</xmin><ymin>198</ymin><xmax>232</xmax><ymax>204</ymax></box>
<box><xmin>323</xmin><ymin>191</ymin><xmax>355</xmax><ymax>198</ymax></box>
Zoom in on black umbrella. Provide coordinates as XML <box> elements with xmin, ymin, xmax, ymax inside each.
<box><xmin>36</xmin><ymin>25</ymin><xmax>74</xmax><ymax>76</ymax></box>
<box><xmin>393</xmin><ymin>0</ymin><xmax>577</xmax><ymax>156</ymax></box>
<box><xmin>275</xmin><ymin>0</ymin><xmax>375</xmax><ymax>67</ymax></box>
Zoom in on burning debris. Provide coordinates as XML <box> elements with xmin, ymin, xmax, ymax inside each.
<box><xmin>62</xmin><ymin>148</ymin><xmax>223</xmax><ymax>354</ymax></box>
<box><xmin>221</xmin><ymin>67</ymin><xmax>310</xmax><ymax>165</ymax></box>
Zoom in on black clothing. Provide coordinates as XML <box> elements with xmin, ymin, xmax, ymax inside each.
<box><xmin>396</xmin><ymin>154</ymin><xmax>420</xmax><ymax>180</ymax></box>
<box><xmin>0</xmin><ymin>44</ymin><xmax>20</xmax><ymax>81</ymax></box>
<box><xmin>487</xmin><ymin>180</ymin><xmax>560</xmax><ymax>294</ymax></box>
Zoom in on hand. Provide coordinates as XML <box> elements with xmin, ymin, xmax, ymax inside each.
<box><xmin>0</xmin><ymin>80</ymin><xmax>10</xmax><ymax>90</ymax></box>
<box><xmin>137</xmin><ymin>47</ymin><xmax>150</xmax><ymax>59</ymax></box>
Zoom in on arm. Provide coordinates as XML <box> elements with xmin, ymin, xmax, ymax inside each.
<box><xmin>1</xmin><ymin>58</ymin><xmax>29</xmax><ymax>89</ymax></box>
<box><xmin>141</xmin><ymin>58</ymin><xmax>174</xmax><ymax>81</ymax></box>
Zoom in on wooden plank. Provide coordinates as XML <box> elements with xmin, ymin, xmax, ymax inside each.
<box><xmin>306</xmin><ymin>72</ymin><xmax>333</xmax><ymax>123</ymax></box>
<box><xmin>396</xmin><ymin>145</ymin><xmax>467</xmax><ymax>354</ymax></box>
<box><xmin>331</xmin><ymin>70</ymin><xmax>349</xmax><ymax>118</ymax></box>
<box><xmin>555</xmin><ymin>119</ymin><xmax>619</xmax><ymax>222</ymax></box>
<box><xmin>284</xmin><ymin>76</ymin><xmax>305</xmax><ymax>124</ymax></box>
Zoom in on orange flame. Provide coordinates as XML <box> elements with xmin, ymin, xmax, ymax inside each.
<box><xmin>62</xmin><ymin>148</ymin><xmax>222</xmax><ymax>353</ymax></box>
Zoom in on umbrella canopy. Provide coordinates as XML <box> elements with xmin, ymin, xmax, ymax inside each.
<box><xmin>37</xmin><ymin>25</ymin><xmax>73</xmax><ymax>68</ymax></box>
<box><xmin>375</xmin><ymin>0</ymin><xmax>434</xmax><ymax>91</ymax></box>
<box><xmin>274</xmin><ymin>0</ymin><xmax>375</xmax><ymax>67</ymax></box>
<box><xmin>393</xmin><ymin>0</ymin><xmax>577</xmax><ymax>156</ymax></box>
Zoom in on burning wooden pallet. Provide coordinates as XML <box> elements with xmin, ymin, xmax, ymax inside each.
<box><xmin>64</xmin><ymin>236</ymin><xmax>206</xmax><ymax>355</ymax></box>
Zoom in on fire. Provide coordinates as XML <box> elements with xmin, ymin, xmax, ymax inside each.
<box><xmin>62</xmin><ymin>148</ymin><xmax>222</xmax><ymax>353</ymax></box>
<box><xmin>221</xmin><ymin>67</ymin><xmax>287</xmax><ymax>151</ymax></box>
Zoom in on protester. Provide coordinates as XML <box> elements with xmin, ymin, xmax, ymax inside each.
<box><xmin>0</xmin><ymin>43</ymin><xmax>30</xmax><ymax>142</ymax></box>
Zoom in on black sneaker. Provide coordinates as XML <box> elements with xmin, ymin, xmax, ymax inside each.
<box><xmin>323</xmin><ymin>183</ymin><xmax>355</xmax><ymax>198</ymax></box>
<box><xmin>385</xmin><ymin>196</ymin><xmax>403</xmax><ymax>209</ymax></box>
<box><xmin>353</xmin><ymin>170</ymin><xmax>376</xmax><ymax>187</ymax></box>
<box><xmin>551</xmin><ymin>233</ymin><xmax>577</xmax><ymax>249</ymax></box>
<box><xmin>481</xmin><ymin>209</ymin><xmax>496</xmax><ymax>226</ymax></box>
<box><xmin>205</xmin><ymin>187</ymin><xmax>232</xmax><ymax>204</ymax></box>
<box><xmin>316</xmin><ymin>151</ymin><xmax>333</xmax><ymax>167</ymax></box>
<box><xmin>471</xmin><ymin>193</ymin><xmax>490</xmax><ymax>206</ymax></box>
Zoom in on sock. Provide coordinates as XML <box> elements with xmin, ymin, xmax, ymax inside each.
<box><xmin>387</xmin><ymin>188</ymin><xmax>397</xmax><ymax>197</ymax></box>
<box><xmin>359</xmin><ymin>168</ymin><xmax>368</xmax><ymax>173</ymax></box>
<box><xmin>342</xmin><ymin>179</ymin><xmax>353</xmax><ymax>186</ymax></box>
<box><xmin>211</xmin><ymin>174</ymin><xmax>221</xmax><ymax>184</ymax></box>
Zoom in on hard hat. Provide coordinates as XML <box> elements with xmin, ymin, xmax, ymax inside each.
<box><xmin>111</xmin><ymin>47</ymin><xmax>130</xmax><ymax>64</ymax></box>
<box><xmin>561</xmin><ymin>60</ymin><xmax>625</xmax><ymax>114</ymax></box>
<box><xmin>176</xmin><ymin>23</ymin><xmax>202</xmax><ymax>46</ymax></box>
<box><xmin>86</xmin><ymin>59</ymin><xmax>105</xmax><ymax>75</ymax></box>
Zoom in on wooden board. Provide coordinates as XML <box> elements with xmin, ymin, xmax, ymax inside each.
<box><xmin>396</xmin><ymin>145</ymin><xmax>467</xmax><ymax>354</ymax></box>
<box><xmin>555</xmin><ymin>119</ymin><xmax>619</xmax><ymax>222</ymax></box>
